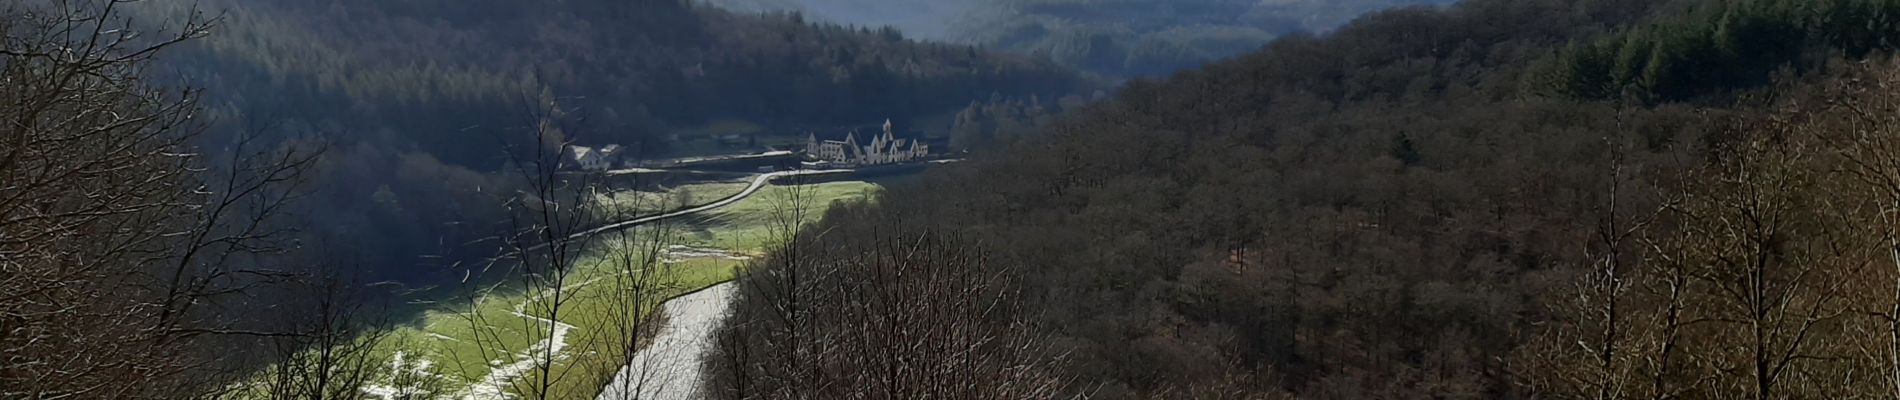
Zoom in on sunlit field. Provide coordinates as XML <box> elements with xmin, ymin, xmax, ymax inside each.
<box><xmin>226</xmin><ymin>177</ymin><xmax>883</xmax><ymax>398</ymax></box>
<box><xmin>673</xmin><ymin>181</ymin><xmax>884</xmax><ymax>254</ymax></box>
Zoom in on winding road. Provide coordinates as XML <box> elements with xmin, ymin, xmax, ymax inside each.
<box><xmin>584</xmin><ymin>169</ymin><xmax>852</xmax><ymax>399</ymax></box>
<box><xmin>485</xmin><ymin>169</ymin><xmax>835</xmax><ymax>399</ymax></box>
<box><xmin>506</xmin><ymin>169</ymin><xmax>854</xmax><ymax>256</ymax></box>
<box><xmin>567</xmin><ymin>169</ymin><xmax>848</xmax><ymax>242</ymax></box>
<box><xmin>595</xmin><ymin>282</ymin><xmax>736</xmax><ymax>400</ymax></box>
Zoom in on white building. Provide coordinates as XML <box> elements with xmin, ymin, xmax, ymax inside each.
<box><xmin>805</xmin><ymin>119</ymin><xmax>929</xmax><ymax>166</ymax></box>
<box><xmin>565</xmin><ymin>144</ymin><xmax>624</xmax><ymax>171</ymax></box>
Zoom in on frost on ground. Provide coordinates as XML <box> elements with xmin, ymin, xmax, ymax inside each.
<box><xmin>362</xmin><ymin>351</ymin><xmax>438</xmax><ymax>399</ymax></box>
<box><xmin>462</xmin><ymin>305</ymin><xmax>578</xmax><ymax>399</ymax></box>
<box><xmin>663</xmin><ymin>245</ymin><xmax>753</xmax><ymax>263</ymax></box>
<box><xmin>597</xmin><ymin>282</ymin><xmax>736</xmax><ymax>400</ymax></box>
<box><xmin>461</xmin><ymin>278</ymin><xmax>601</xmax><ymax>400</ymax></box>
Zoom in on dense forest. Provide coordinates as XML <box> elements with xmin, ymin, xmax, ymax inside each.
<box><xmin>711</xmin><ymin>0</ymin><xmax>1900</xmax><ymax>398</ymax></box>
<box><xmin>150</xmin><ymin>0</ymin><xmax>1086</xmax><ymax>162</ymax></box>
<box><xmin>701</xmin><ymin>0</ymin><xmax>1457</xmax><ymax>78</ymax></box>
<box><xmin>1545</xmin><ymin>0</ymin><xmax>1900</xmax><ymax>102</ymax></box>
<box><xmin>956</xmin><ymin>0</ymin><xmax>1459</xmax><ymax>77</ymax></box>
<box><xmin>698</xmin><ymin>0</ymin><xmax>974</xmax><ymax>40</ymax></box>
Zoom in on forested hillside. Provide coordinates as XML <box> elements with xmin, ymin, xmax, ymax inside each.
<box><xmin>958</xmin><ymin>0</ymin><xmax>1458</xmax><ymax>77</ymax></box>
<box><xmin>152</xmin><ymin>0</ymin><xmax>1080</xmax><ymax>164</ymax></box>
<box><xmin>1545</xmin><ymin>0</ymin><xmax>1900</xmax><ymax>101</ymax></box>
<box><xmin>4</xmin><ymin>1</ymin><xmax>1088</xmax><ymax>395</ymax></box>
<box><xmin>713</xmin><ymin>0</ymin><xmax>1900</xmax><ymax>398</ymax></box>
<box><xmin>697</xmin><ymin>0</ymin><xmax>973</xmax><ymax>40</ymax></box>
<box><xmin>700</xmin><ymin>0</ymin><xmax>1457</xmax><ymax>77</ymax></box>
<box><xmin>122</xmin><ymin>0</ymin><xmax>1087</xmax><ymax>281</ymax></box>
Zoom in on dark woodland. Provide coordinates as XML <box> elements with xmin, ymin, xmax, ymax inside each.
<box><xmin>716</xmin><ymin>0</ymin><xmax>1900</xmax><ymax>398</ymax></box>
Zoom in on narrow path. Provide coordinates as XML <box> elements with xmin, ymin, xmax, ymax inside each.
<box><xmin>463</xmin><ymin>278</ymin><xmax>603</xmax><ymax>399</ymax></box>
<box><xmin>595</xmin><ymin>282</ymin><xmax>736</xmax><ymax>400</ymax></box>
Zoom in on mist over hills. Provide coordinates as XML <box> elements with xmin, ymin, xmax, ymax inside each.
<box><xmin>699</xmin><ymin>0</ymin><xmax>1457</xmax><ymax>76</ymax></box>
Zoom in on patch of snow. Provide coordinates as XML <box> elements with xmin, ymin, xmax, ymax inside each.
<box><xmin>662</xmin><ymin>245</ymin><xmax>753</xmax><ymax>263</ymax></box>
<box><xmin>362</xmin><ymin>351</ymin><xmax>439</xmax><ymax>399</ymax></box>
<box><xmin>461</xmin><ymin>278</ymin><xmax>604</xmax><ymax>399</ymax></box>
<box><xmin>463</xmin><ymin>308</ymin><xmax>578</xmax><ymax>399</ymax></box>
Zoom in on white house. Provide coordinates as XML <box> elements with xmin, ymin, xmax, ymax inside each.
<box><xmin>565</xmin><ymin>144</ymin><xmax>624</xmax><ymax>171</ymax></box>
<box><xmin>805</xmin><ymin>119</ymin><xmax>928</xmax><ymax>167</ymax></box>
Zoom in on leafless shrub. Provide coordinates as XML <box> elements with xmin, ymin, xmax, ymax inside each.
<box><xmin>711</xmin><ymin>201</ymin><xmax>1072</xmax><ymax>399</ymax></box>
<box><xmin>249</xmin><ymin>263</ymin><xmax>397</xmax><ymax>400</ymax></box>
<box><xmin>454</xmin><ymin>91</ymin><xmax>676</xmax><ymax>399</ymax></box>
<box><xmin>1</xmin><ymin>1</ymin><xmax>319</xmax><ymax>397</ymax></box>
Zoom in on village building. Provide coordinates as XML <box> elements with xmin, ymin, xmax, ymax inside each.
<box><xmin>804</xmin><ymin>119</ymin><xmax>929</xmax><ymax>166</ymax></box>
<box><xmin>564</xmin><ymin>144</ymin><xmax>624</xmax><ymax>171</ymax></box>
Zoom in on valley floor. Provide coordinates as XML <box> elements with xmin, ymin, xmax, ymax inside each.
<box><xmin>334</xmin><ymin>176</ymin><xmax>884</xmax><ymax>399</ymax></box>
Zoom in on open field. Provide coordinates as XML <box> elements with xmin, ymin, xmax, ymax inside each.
<box><xmin>232</xmin><ymin>177</ymin><xmax>884</xmax><ymax>399</ymax></box>
<box><xmin>672</xmin><ymin>180</ymin><xmax>884</xmax><ymax>253</ymax></box>
<box><xmin>593</xmin><ymin>181</ymin><xmax>753</xmax><ymax>216</ymax></box>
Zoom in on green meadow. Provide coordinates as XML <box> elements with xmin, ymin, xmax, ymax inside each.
<box><xmin>230</xmin><ymin>177</ymin><xmax>884</xmax><ymax>398</ymax></box>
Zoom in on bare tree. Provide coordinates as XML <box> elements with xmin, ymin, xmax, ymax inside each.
<box><xmin>0</xmin><ymin>1</ymin><xmax>318</xmax><ymax>397</ymax></box>
<box><xmin>247</xmin><ymin>261</ymin><xmax>395</xmax><ymax>400</ymax></box>
<box><xmin>1515</xmin><ymin>107</ymin><xmax>1894</xmax><ymax>400</ymax></box>
<box><xmin>381</xmin><ymin>332</ymin><xmax>453</xmax><ymax>400</ymax></box>
<box><xmin>711</xmin><ymin>188</ymin><xmax>1072</xmax><ymax>400</ymax></box>
<box><xmin>587</xmin><ymin>160</ymin><xmax>687</xmax><ymax>399</ymax></box>
<box><xmin>456</xmin><ymin>90</ymin><xmax>678</xmax><ymax>399</ymax></box>
<box><xmin>821</xmin><ymin>228</ymin><xmax>1069</xmax><ymax>399</ymax></box>
<box><xmin>1630</xmin><ymin>211</ymin><xmax>1710</xmax><ymax>400</ymax></box>
<box><xmin>587</xmin><ymin>222</ymin><xmax>681</xmax><ymax>399</ymax></box>
<box><xmin>456</xmin><ymin>94</ymin><xmax>590</xmax><ymax>399</ymax></box>
<box><xmin>1514</xmin><ymin>133</ymin><xmax>1678</xmax><ymax>400</ymax></box>
<box><xmin>1805</xmin><ymin>61</ymin><xmax>1900</xmax><ymax>399</ymax></box>
<box><xmin>710</xmin><ymin>170</ymin><xmax>830</xmax><ymax>399</ymax></box>
<box><xmin>1670</xmin><ymin>117</ymin><xmax>1874</xmax><ymax>399</ymax></box>
<box><xmin>1828</xmin><ymin>65</ymin><xmax>1900</xmax><ymax>398</ymax></box>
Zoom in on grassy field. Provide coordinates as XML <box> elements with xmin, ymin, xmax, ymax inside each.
<box><xmin>672</xmin><ymin>180</ymin><xmax>884</xmax><ymax>253</ymax></box>
<box><xmin>235</xmin><ymin>177</ymin><xmax>884</xmax><ymax>399</ymax></box>
<box><xmin>593</xmin><ymin>181</ymin><xmax>752</xmax><ymax>216</ymax></box>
